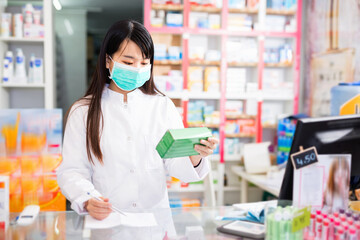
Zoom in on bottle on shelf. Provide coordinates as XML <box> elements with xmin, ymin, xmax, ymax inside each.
<box><xmin>15</xmin><ymin>48</ymin><xmax>27</xmax><ymax>83</ymax></box>
<box><xmin>5</xmin><ymin>51</ymin><xmax>14</xmax><ymax>81</ymax></box>
<box><xmin>2</xmin><ymin>59</ymin><xmax>10</xmax><ymax>83</ymax></box>
<box><xmin>33</xmin><ymin>57</ymin><xmax>44</xmax><ymax>84</ymax></box>
<box><xmin>28</xmin><ymin>53</ymin><xmax>35</xmax><ymax>83</ymax></box>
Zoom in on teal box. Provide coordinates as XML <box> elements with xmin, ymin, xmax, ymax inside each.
<box><xmin>156</xmin><ymin>127</ymin><xmax>212</xmax><ymax>159</ymax></box>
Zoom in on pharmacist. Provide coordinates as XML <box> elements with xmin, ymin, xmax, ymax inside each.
<box><xmin>57</xmin><ymin>20</ymin><xmax>218</xmax><ymax>220</ymax></box>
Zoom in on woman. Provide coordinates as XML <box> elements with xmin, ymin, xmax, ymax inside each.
<box><xmin>323</xmin><ymin>156</ymin><xmax>350</xmax><ymax>212</ymax></box>
<box><xmin>57</xmin><ymin>20</ymin><xmax>218</xmax><ymax>220</ymax></box>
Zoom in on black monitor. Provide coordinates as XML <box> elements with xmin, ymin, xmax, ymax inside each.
<box><xmin>279</xmin><ymin>114</ymin><xmax>360</xmax><ymax>200</ymax></box>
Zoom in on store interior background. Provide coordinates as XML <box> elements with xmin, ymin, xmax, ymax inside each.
<box><xmin>55</xmin><ymin>0</ymin><xmax>360</xmax><ymax>116</ymax></box>
<box><xmin>51</xmin><ymin>0</ymin><xmax>360</xmax><ymax>206</ymax></box>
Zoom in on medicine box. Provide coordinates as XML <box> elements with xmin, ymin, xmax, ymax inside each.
<box><xmin>204</xmin><ymin>67</ymin><xmax>220</xmax><ymax>92</ymax></box>
<box><xmin>156</xmin><ymin>127</ymin><xmax>212</xmax><ymax>159</ymax></box>
<box><xmin>188</xmin><ymin>67</ymin><xmax>204</xmax><ymax>92</ymax></box>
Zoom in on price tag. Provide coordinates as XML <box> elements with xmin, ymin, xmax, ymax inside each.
<box><xmin>292</xmin><ymin>206</ymin><xmax>311</xmax><ymax>233</ymax></box>
<box><xmin>291</xmin><ymin>146</ymin><xmax>319</xmax><ymax>170</ymax></box>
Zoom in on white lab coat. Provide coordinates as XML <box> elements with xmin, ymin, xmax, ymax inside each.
<box><xmin>57</xmin><ymin>86</ymin><xmax>210</xmax><ymax>214</ymax></box>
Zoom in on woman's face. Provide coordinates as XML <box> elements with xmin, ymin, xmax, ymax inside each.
<box><xmin>106</xmin><ymin>40</ymin><xmax>150</xmax><ymax>71</ymax></box>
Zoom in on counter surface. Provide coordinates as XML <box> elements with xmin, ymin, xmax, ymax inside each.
<box><xmin>6</xmin><ymin>207</ymin><xmax>248</xmax><ymax>239</ymax></box>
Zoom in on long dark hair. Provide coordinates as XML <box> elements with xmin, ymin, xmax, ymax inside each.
<box><xmin>79</xmin><ymin>20</ymin><xmax>161</xmax><ymax>165</ymax></box>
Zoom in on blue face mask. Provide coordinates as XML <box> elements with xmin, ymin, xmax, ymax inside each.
<box><xmin>108</xmin><ymin>56</ymin><xmax>152</xmax><ymax>91</ymax></box>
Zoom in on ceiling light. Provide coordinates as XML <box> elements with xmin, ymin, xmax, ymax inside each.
<box><xmin>53</xmin><ymin>0</ymin><xmax>62</xmax><ymax>11</ymax></box>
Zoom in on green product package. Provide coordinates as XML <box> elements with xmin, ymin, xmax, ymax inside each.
<box><xmin>156</xmin><ymin>127</ymin><xmax>212</xmax><ymax>159</ymax></box>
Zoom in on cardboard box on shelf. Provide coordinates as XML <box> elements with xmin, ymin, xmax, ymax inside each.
<box><xmin>204</xmin><ymin>67</ymin><xmax>220</xmax><ymax>92</ymax></box>
<box><xmin>188</xmin><ymin>67</ymin><xmax>204</xmax><ymax>92</ymax></box>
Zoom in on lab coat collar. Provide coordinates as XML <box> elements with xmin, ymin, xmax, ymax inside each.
<box><xmin>104</xmin><ymin>86</ymin><xmax>142</xmax><ymax>103</ymax></box>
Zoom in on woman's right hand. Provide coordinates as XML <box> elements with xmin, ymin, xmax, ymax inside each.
<box><xmin>84</xmin><ymin>197</ymin><xmax>112</xmax><ymax>220</ymax></box>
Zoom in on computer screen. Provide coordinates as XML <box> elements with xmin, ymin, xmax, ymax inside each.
<box><xmin>279</xmin><ymin>114</ymin><xmax>360</xmax><ymax>200</ymax></box>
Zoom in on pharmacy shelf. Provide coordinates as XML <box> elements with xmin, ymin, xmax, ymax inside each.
<box><xmin>264</xmin><ymin>62</ymin><xmax>293</xmax><ymax>68</ymax></box>
<box><xmin>189</xmin><ymin>60</ymin><xmax>221</xmax><ymax>66</ymax></box>
<box><xmin>226</xmin><ymin>93</ymin><xmax>258</xmax><ymax>100</ymax></box>
<box><xmin>228</xmin><ymin>8</ymin><xmax>258</xmax><ymax>14</ymax></box>
<box><xmin>151</xmin><ymin>3</ymin><xmax>183</xmax><ymax>11</ymax></box>
<box><xmin>145</xmin><ymin>0</ymin><xmax>302</xmax><ymax>206</ymax></box>
<box><xmin>1</xmin><ymin>82</ymin><xmax>45</xmax><ymax>88</ymax></box>
<box><xmin>0</xmin><ymin>37</ymin><xmax>44</xmax><ymax>43</ymax></box>
<box><xmin>148</xmin><ymin>27</ymin><xmax>296</xmax><ymax>38</ymax></box>
<box><xmin>165</xmin><ymin>91</ymin><xmax>222</xmax><ymax>100</ymax></box>
<box><xmin>262</xmin><ymin>123</ymin><xmax>277</xmax><ymax>129</ymax></box>
<box><xmin>226</xmin><ymin>114</ymin><xmax>256</xmax><ymax>120</ymax></box>
<box><xmin>154</xmin><ymin>60</ymin><xmax>182</xmax><ymax>65</ymax></box>
<box><xmin>225</xmin><ymin>133</ymin><xmax>256</xmax><ymax>138</ymax></box>
<box><xmin>263</xmin><ymin>93</ymin><xmax>294</xmax><ymax>101</ymax></box>
<box><xmin>190</xmin><ymin>5</ymin><xmax>222</xmax><ymax>13</ymax></box>
<box><xmin>188</xmin><ymin>92</ymin><xmax>221</xmax><ymax>99</ymax></box>
<box><xmin>188</xmin><ymin>28</ymin><xmax>224</xmax><ymax>35</ymax></box>
<box><xmin>266</xmin><ymin>8</ymin><xmax>296</xmax><ymax>16</ymax></box>
<box><xmin>262</xmin><ymin>31</ymin><xmax>297</xmax><ymax>38</ymax></box>
<box><xmin>227</xmin><ymin>62</ymin><xmax>258</xmax><ymax>67</ymax></box>
<box><xmin>147</xmin><ymin>26</ymin><xmax>185</xmax><ymax>34</ymax></box>
<box><xmin>187</xmin><ymin>123</ymin><xmax>220</xmax><ymax>128</ymax></box>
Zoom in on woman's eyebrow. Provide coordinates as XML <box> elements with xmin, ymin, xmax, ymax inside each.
<box><xmin>123</xmin><ymin>55</ymin><xmax>135</xmax><ymax>59</ymax></box>
<box><xmin>122</xmin><ymin>55</ymin><xmax>149</xmax><ymax>61</ymax></box>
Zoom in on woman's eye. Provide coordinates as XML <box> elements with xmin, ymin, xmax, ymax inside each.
<box><xmin>123</xmin><ymin>62</ymin><xmax>132</xmax><ymax>65</ymax></box>
<box><xmin>142</xmin><ymin>63</ymin><xmax>149</xmax><ymax>65</ymax></box>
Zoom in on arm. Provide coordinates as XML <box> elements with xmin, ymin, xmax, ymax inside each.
<box><xmin>163</xmin><ymin>98</ymin><xmax>217</xmax><ymax>183</ymax></box>
<box><xmin>57</xmin><ymin>104</ymin><xmax>102</xmax><ymax>214</ymax></box>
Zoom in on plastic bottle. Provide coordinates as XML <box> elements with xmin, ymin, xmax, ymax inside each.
<box><xmin>348</xmin><ymin>226</ymin><xmax>357</xmax><ymax>240</ymax></box>
<box><xmin>315</xmin><ymin>216</ymin><xmax>323</xmax><ymax>239</ymax></box>
<box><xmin>28</xmin><ymin>53</ymin><xmax>35</xmax><ymax>83</ymax></box>
<box><xmin>328</xmin><ymin>215</ymin><xmax>335</xmax><ymax>240</ymax></box>
<box><xmin>15</xmin><ymin>48</ymin><xmax>27</xmax><ymax>83</ymax></box>
<box><xmin>2</xmin><ymin>59</ymin><xmax>10</xmax><ymax>83</ymax></box>
<box><xmin>23</xmin><ymin>3</ymin><xmax>34</xmax><ymax>25</ymax></box>
<box><xmin>341</xmin><ymin>223</ymin><xmax>348</xmax><ymax>240</ymax></box>
<box><xmin>321</xmin><ymin>219</ymin><xmax>329</xmax><ymax>240</ymax></box>
<box><xmin>309</xmin><ymin>213</ymin><xmax>316</xmax><ymax>238</ymax></box>
<box><xmin>5</xmin><ymin>51</ymin><xmax>14</xmax><ymax>81</ymax></box>
<box><xmin>334</xmin><ymin>218</ymin><xmax>341</xmax><ymax>235</ymax></box>
<box><xmin>33</xmin><ymin>57</ymin><xmax>43</xmax><ymax>83</ymax></box>
<box><xmin>335</xmin><ymin>227</ymin><xmax>345</xmax><ymax>240</ymax></box>
<box><xmin>354</xmin><ymin>221</ymin><xmax>360</xmax><ymax>239</ymax></box>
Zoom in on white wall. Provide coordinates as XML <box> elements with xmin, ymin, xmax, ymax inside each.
<box><xmin>55</xmin><ymin>10</ymin><xmax>87</xmax><ymax>112</ymax></box>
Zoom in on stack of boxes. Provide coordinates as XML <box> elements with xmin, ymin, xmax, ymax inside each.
<box><xmin>226</xmin><ymin>68</ymin><xmax>246</xmax><ymax>95</ymax></box>
<box><xmin>188</xmin><ymin>66</ymin><xmax>220</xmax><ymax>93</ymax></box>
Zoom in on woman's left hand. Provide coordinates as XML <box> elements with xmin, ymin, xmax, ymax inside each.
<box><xmin>194</xmin><ymin>137</ymin><xmax>219</xmax><ymax>158</ymax></box>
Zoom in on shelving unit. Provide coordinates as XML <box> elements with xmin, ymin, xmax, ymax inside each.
<box><xmin>0</xmin><ymin>0</ymin><xmax>55</xmax><ymax>109</ymax></box>
<box><xmin>144</xmin><ymin>0</ymin><xmax>302</xmax><ymax>205</ymax></box>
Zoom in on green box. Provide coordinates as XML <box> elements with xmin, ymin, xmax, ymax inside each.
<box><xmin>156</xmin><ymin>127</ymin><xmax>212</xmax><ymax>159</ymax></box>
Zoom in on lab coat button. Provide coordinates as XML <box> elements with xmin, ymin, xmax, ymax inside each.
<box><xmin>124</xmin><ymin>104</ymin><xmax>128</xmax><ymax>109</ymax></box>
<box><xmin>127</xmin><ymin>136</ymin><xmax>132</xmax><ymax>141</ymax></box>
<box><xmin>132</xmin><ymin>203</ymin><xmax>137</xmax><ymax>208</ymax></box>
<box><xmin>130</xmin><ymin>169</ymin><xmax>135</xmax><ymax>173</ymax></box>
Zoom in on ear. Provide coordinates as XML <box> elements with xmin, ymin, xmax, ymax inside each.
<box><xmin>105</xmin><ymin>54</ymin><xmax>110</xmax><ymax>69</ymax></box>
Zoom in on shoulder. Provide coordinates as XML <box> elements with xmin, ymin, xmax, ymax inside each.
<box><xmin>67</xmin><ymin>98</ymin><xmax>90</xmax><ymax>122</ymax></box>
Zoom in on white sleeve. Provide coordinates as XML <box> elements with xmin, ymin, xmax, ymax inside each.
<box><xmin>56</xmin><ymin>104</ymin><xmax>101</xmax><ymax>214</ymax></box>
<box><xmin>163</xmin><ymin>97</ymin><xmax>210</xmax><ymax>183</ymax></box>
